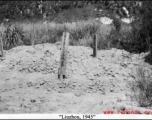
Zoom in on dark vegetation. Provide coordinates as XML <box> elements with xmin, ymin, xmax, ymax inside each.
<box><xmin>0</xmin><ymin>1</ymin><xmax>151</xmax><ymax>54</ymax></box>
<box><xmin>0</xmin><ymin>1</ymin><xmax>140</xmax><ymax>23</ymax></box>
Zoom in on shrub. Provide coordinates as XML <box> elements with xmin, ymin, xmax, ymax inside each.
<box><xmin>69</xmin><ymin>23</ymin><xmax>99</xmax><ymax>46</ymax></box>
<box><xmin>112</xmin><ymin>16</ymin><xmax>121</xmax><ymax>32</ymax></box>
<box><xmin>124</xmin><ymin>1</ymin><xmax>152</xmax><ymax>53</ymax></box>
<box><xmin>107</xmin><ymin>24</ymin><xmax>134</xmax><ymax>51</ymax></box>
<box><xmin>131</xmin><ymin>66</ymin><xmax>152</xmax><ymax>107</ymax></box>
<box><xmin>2</xmin><ymin>24</ymin><xmax>24</xmax><ymax>50</ymax></box>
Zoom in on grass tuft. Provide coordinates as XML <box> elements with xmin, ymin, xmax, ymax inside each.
<box><xmin>0</xmin><ymin>18</ymin><xmax>133</xmax><ymax>51</ymax></box>
<box><xmin>131</xmin><ymin>66</ymin><xmax>152</xmax><ymax>107</ymax></box>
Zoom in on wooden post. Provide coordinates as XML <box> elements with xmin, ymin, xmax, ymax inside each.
<box><xmin>32</xmin><ymin>23</ymin><xmax>35</xmax><ymax>47</ymax></box>
<box><xmin>150</xmin><ymin>44</ymin><xmax>152</xmax><ymax>60</ymax></box>
<box><xmin>58</xmin><ymin>32</ymin><xmax>70</xmax><ymax>80</ymax></box>
<box><xmin>0</xmin><ymin>37</ymin><xmax>4</xmax><ymax>57</ymax></box>
<box><xmin>93</xmin><ymin>34</ymin><xmax>97</xmax><ymax>57</ymax></box>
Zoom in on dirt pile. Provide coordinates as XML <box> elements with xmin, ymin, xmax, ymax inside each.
<box><xmin>0</xmin><ymin>43</ymin><xmax>151</xmax><ymax>113</ymax></box>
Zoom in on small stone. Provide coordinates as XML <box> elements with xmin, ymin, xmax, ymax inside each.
<box><xmin>110</xmin><ymin>89</ymin><xmax>114</xmax><ymax>92</ymax></box>
<box><xmin>111</xmin><ymin>74</ymin><xmax>115</xmax><ymax>77</ymax></box>
<box><xmin>31</xmin><ymin>99</ymin><xmax>36</xmax><ymax>103</ymax></box>
<box><xmin>119</xmin><ymin>105</ymin><xmax>126</xmax><ymax>111</ymax></box>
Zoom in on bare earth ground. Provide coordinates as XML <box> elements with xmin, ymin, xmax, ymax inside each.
<box><xmin>0</xmin><ymin>43</ymin><xmax>152</xmax><ymax>114</ymax></box>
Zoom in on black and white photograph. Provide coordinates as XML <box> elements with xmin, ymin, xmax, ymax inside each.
<box><xmin>0</xmin><ymin>0</ymin><xmax>152</xmax><ymax>119</ymax></box>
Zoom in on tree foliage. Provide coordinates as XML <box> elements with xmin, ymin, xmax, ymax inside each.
<box><xmin>1</xmin><ymin>1</ymin><xmax>152</xmax><ymax>53</ymax></box>
<box><xmin>0</xmin><ymin>1</ymin><xmax>143</xmax><ymax>21</ymax></box>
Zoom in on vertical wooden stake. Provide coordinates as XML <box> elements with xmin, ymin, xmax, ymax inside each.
<box><xmin>32</xmin><ymin>23</ymin><xmax>35</xmax><ymax>47</ymax></box>
<box><xmin>108</xmin><ymin>41</ymin><xmax>111</xmax><ymax>49</ymax></box>
<box><xmin>58</xmin><ymin>32</ymin><xmax>70</xmax><ymax>80</ymax></box>
<box><xmin>150</xmin><ymin>44</ymin><xmax>152</xmax><ymax>60</ymax></box>
<box><xmin>93</xmin><ymin>34</ymin><xmax>97</xmax><ymax>57</ymax></box>
<box><xmin>0</xmin><ymin>37</ymin><xmax>4</xmax><ymax>57</ymax></box>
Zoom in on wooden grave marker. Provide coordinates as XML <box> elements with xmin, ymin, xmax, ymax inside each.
<box><xmin>150</xmin><ymin>44</ymin><xmax>152</xmax><ymax>60</ymax></box>
<box><xmin>0</xmin><ymin>37</ymin><xmax>4</xmax><ymax>57</ymax></box>
<box><xmin>32</xmin><ymin>24</ymin><xmax>35</xmax><ymax>47</ymax></box>
<box><xmin>58</xmin><ymin>32</ymin><xmax>70</xmax><ymax>80</ymax></box>
<box><xmin>93</xmin><ymin>34</ymin><xmax>98</xmax><ymax>57</ymax></box>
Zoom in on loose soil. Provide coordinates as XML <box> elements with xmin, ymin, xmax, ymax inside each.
<box><xmin>0</xmin><ymin>43</ymin><xmax>151</xmax><ymax>114</ymax></box>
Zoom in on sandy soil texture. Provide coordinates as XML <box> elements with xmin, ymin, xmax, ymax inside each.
<box><xmin>0</xmin><ymin>43</ymin><xmax>151</xmax><ymax>114</ymax></box>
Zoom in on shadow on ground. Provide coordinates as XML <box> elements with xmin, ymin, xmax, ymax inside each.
<box><xmin>144</xmin><ymin>54</ymin><xmax>152</xmax><ymax>65</ymax></box>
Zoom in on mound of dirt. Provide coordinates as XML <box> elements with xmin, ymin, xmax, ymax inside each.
<box><xmin>0</xmin><ymin>43</ymin><xmax>151</xmax><ymax>113</ymax></box>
